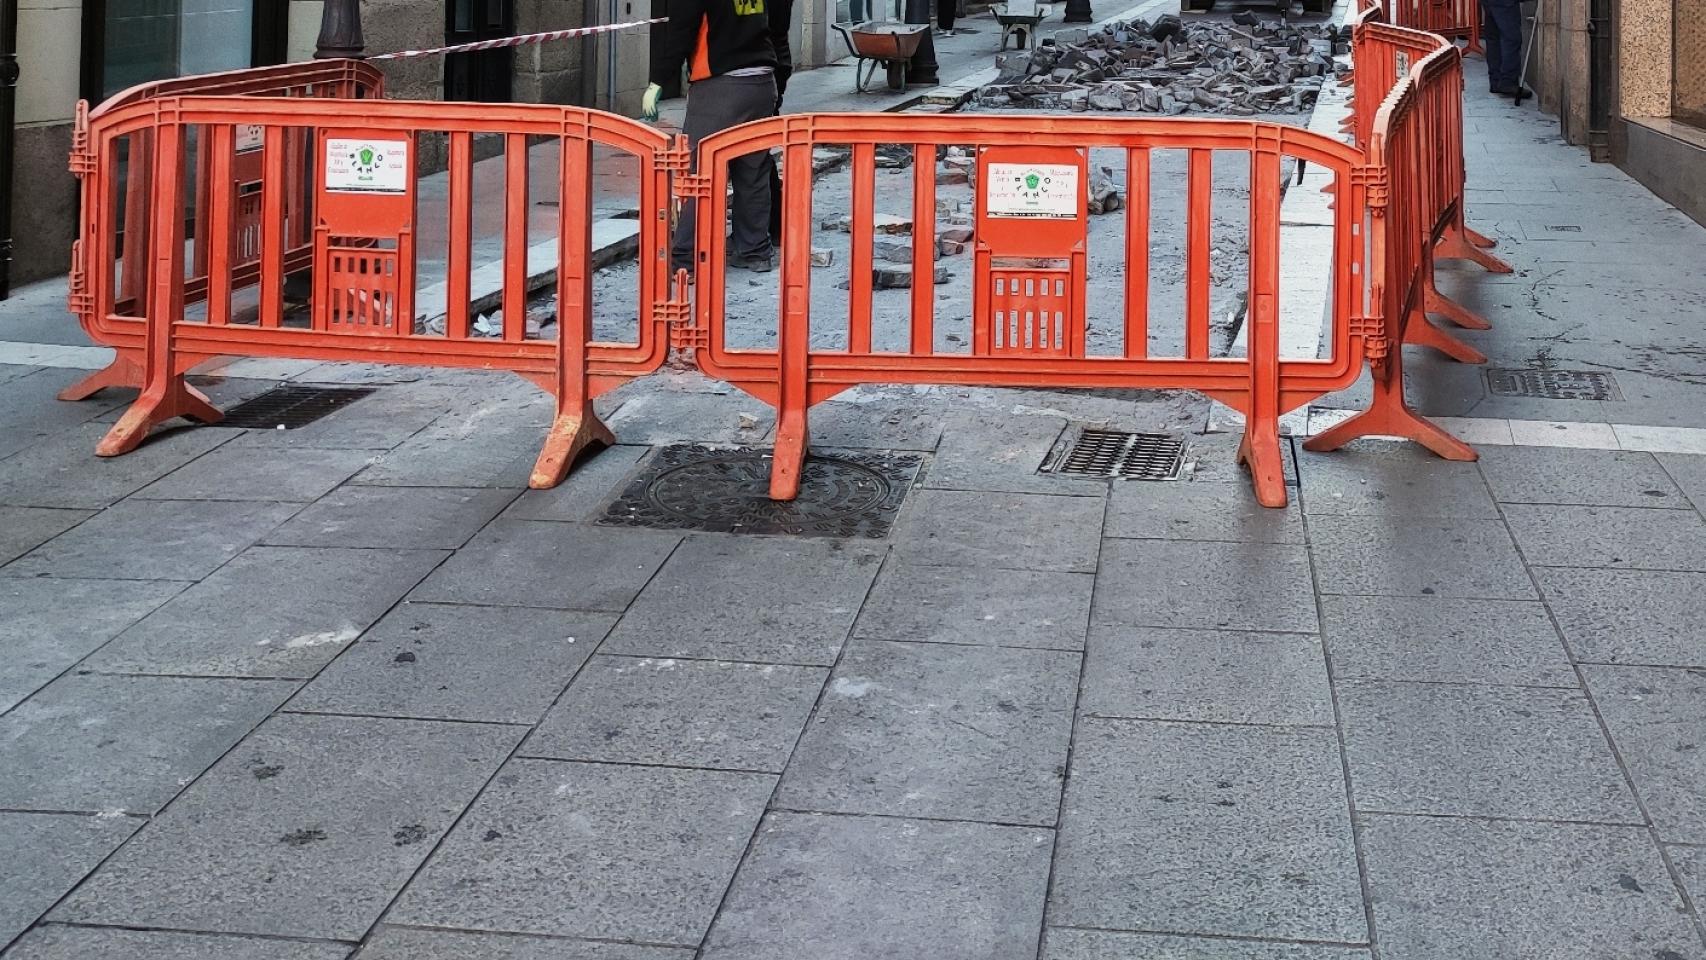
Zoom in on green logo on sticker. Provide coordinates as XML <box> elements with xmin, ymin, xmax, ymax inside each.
<box><xmin>1025</xmin><ymin>172</ymin><xmax>1041</xmax><ymax>190</ymax></box>
<box><xmin>359</xmin><ymin>147</ymin><xmax>375</xmax><ymax>166</ymax></box>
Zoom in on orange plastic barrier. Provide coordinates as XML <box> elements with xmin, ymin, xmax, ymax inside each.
<box><xmin>70</xmin><ymin>91</ymin><xmax>680</xmax><ymax>486</ymax></box>
<box><xmin>64</xmin><ymin>61</ymin><xmax>388</xmax><ymax>403</ymax></box>
<box><xmin>1388</xmin><ymin>0</ymin><xmax>1483</xmax><ymax>57</ymax></box>
<box><xmin>1305</xmin><ymin>43</ymin><xmax>1478</xmax><ymax>457</ymax></box>
<box><xmin>688</xmin><ymin>115</ymin><xmax>1380</xmax><ymax>508</ymax></box>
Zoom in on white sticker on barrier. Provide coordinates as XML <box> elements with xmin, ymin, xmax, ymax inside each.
<box><xmin>986</xmin><ymin>163</ymin><xmax>1079</xmax><ymax>219</ymax></box>
<box><xmin>324</xmin><ymin>138</ymin><xmax>411</xmax><ymax>194</ymax></box>
<box><xmin>236</xmin><ymin>124</ymin><xmax>265</xmax><ymax>154</ymax></box>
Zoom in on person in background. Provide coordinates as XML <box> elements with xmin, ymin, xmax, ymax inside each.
<box><xmin>644</xmin><ymin>0</ymin><xmax>794</xmax><ymax>273</ymax></box>
<box><xmin>937</xmin><ymin>0</ymin><xmax>956</xmax><ymax>36</ymax></box>
<box><xmin>1481</xmin><ymin>0</ymin><xmax>1527</xmax><ymax>98</ymax></box>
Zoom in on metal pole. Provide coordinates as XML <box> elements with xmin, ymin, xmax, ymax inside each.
<box><xmin>315</xmin><ymin>0</ymin><xmax>366</xmax><ymax>58</ymax></box>
<box><xmin>0</xmin><ymin>0</ymin><xmax>18</xmax><ymax>299</ymax></box>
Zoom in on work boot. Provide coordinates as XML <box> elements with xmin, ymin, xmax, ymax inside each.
<box><xmin>734</xmin><ymin>252</ymin><xmax>777</xmax><ymax>273</ymax></box>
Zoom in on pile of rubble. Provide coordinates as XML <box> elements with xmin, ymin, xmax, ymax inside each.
<box><xmin>975</xmin><ymin>15</ymin><xmax>1349</xmax><ymax>115</ymax></box>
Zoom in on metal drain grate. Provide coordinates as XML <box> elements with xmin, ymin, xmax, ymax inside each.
<box><xmin>1046</xmin><ymin>429</ymin><xmax>1186</xmax><ymax>480</ymax></box>
<box><xmin>216</xmin><ymin>385</ymin><xmax>378</xmax><ymax>428</ymax></box>
<box><xmin>600</xmin><ymin>445</ymin><xmax>922</xmax><ymax>538</ymax></box>
<box><xmin>1486</xmin><ymin>368</ymin><xmax>1621</xmax><ymax>401</ymax></box>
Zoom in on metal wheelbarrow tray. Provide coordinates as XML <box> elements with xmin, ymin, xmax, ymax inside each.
<box><xmin>832</xmin><ymin>21</ymin><xmax>931</xmax><ymax>91</ymax></box>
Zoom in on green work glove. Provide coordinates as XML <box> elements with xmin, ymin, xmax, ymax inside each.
<box><xmin>642</xmin><ymin>83</ymin><xmax>663</xmax><ymax>122</ymax></box>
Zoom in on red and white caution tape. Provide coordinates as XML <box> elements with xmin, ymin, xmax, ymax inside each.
<box><xmin>368</xmin><ymin>18</ymin><xmax>667</xmax><ymax>61</ymax></box>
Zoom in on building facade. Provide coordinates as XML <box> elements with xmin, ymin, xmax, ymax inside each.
<box><xmin>1527</xmin><ymin>0</ymin><xmax>1704</xmax><ymax>224</ymax></box>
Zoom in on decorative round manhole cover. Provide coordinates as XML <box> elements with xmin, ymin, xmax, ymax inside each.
<box><xmin>601</xmin><ymin>445</ymin><xmax>922</xmax><ymax>538</ymax></box>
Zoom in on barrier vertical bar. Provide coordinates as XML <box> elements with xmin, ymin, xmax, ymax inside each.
<box><xmin>1240</xmin><ymin>133</ymin><xmax>1287</xmax><ymax>506</ymax></box>
<box><xmin>193</xmin><ymin>128</ymin><xmax>211</xmax><ymax>279</ymax></box>
<box><xmin>259</xmin><ymin>125</ymin><xmax>285</xmax><ymax>328</ymax></box>
<box><xmin>909</xmin><ymin>141</ymin><xmax>935</xmax><ymax>354</ymax></box>
<box><xmin>1185</xmin><ymin>147</ymin><xmax>1212</xmax><ymax>359</ymax></box>
<box><xmin>98</xmin><ymin>116</ymin><xmax>220</xmax><ymax>456</ymax></box>
<box><xmin>1124</xmin><ymin>145</ymin><xmax>1150</xmax><ymax>358</ymax></box>
<box><xmin>503</xmin><ymin>132</ymin><xmax>529</xmax><ymax>341</ymax></box>
<box><xmin>849</xmin><ymin>142</ymin><xmax>874</xmax><ymax>354</ymax></box>
<box><xmin>530</xmin><ymin>124</ymin><xmax>615</xmax><ymax>487</ymax></box>
<box><xmin>205</xmin><ymin>124</ymin><xmax>235</xmax><ymax>325</ymax></box>
<box><xmin>119</xmin><ymin>130</ymin><xmax>151</xmax><ymax>307</ymax></box>
<box><xmin>446</xmin><ymin>130</ymin><xmax>474</xmax><ymax>339</ymax></box>
<box><xmin>769</xmin><ymin>134</ymin><xmax>815</xmax><ymax>501</ymax></box>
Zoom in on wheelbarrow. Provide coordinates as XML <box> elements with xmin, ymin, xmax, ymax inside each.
<box><xmin>832</xmin><ymin>21</ymin><xmax>931</xmax><ymax>91</ymax></box>
<box><xmin>993</xmin><ymin>0</ymin><xmax>1053</xmax><ymax>50</ymax></box>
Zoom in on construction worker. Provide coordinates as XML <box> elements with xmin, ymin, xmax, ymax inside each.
<box><xmin>644</xmin><ymin>0</ymin><xmax>794</xmax><ymax>273</ymax></box>
<box><xmin>1481</xmin><ymin>0</ymin><xmax>1526</xmax><ymax>97</ymax></box>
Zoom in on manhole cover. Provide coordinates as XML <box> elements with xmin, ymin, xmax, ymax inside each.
<box><xmin>600</xmin><ymin>445</ymin><xmax>922</xmax><ymax>538</ymax></box>
<box><xmin>215</xmin><ymin>385</ymin><xmax>377</xmax><ymax>428</ymax></box>
<box><xmin>1044</xmin><ymin>428</ymin><xmax>1186</xmax><ymax>480</ymax></box>
<box><xmin>1485</xmin><ymin>368</ymin><xmax>1621</xmax><ymax>401</ymax></box>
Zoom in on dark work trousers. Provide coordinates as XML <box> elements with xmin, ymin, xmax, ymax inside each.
<box><xmin>769</xmin><ymin>95</ymin><xmax>784</xmax><ymax>248</ymax></box>
<box><xmin>1482</xmin><ymin>0</ymin><xmax>1523</xmax><ymax>91</ymax></box>
<box><xmin>938</xmin><ymin>0</ymin><xmax>956</xmax><ymax>31</ymax></box>
<box><xmin>673</xmin><ymin>72</ymin><xmax>780</xmax><ymax>270</ymax></box>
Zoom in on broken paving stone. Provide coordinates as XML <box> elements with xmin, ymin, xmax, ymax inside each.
<box><xmin>939</xmin><ymin>227</ymin><xmax>974</xmax><ymax>244</ymax></box>
<box><xmin>821</xmin><ymin>213</ymin><xmax>914</xmax><ymax>236</ymax></box>
<box><xmin>811</xmin><ymin>247</ymin><xmax>834</xmax><ymax>267</ymax></box>
<box><xmin>874</xmin><ymin>239</ymin><xmax>941</xmax><ymax>263</ymax></box>
<box><xmin>938</xmin><ymin>238</ymin><xmax>969</xmax><ymax>256</ymax></box>
<box><xmin>872</xmin><ymin>265</ymin><xmax>953</xmax><ymax>289</ymax></box>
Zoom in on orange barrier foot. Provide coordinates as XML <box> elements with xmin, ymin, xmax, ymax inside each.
<box><xmin>1404</xmin><ymin>312</ymin><xmax>1488</xmax><ymax>364</ymax></box>
<box><xmin>1438</xmin><ymin>227</ymin><xmax>1513</xmax><ymax>274</ymax></box>
<box><xmin>1464</xmin><ymin>226</ymin><xmax>1497</xmax><ymax>249</ymax></box>
<box><xmin>529</xmin><ymin>411</ymin><xmax>615</xmax><ymax>489</ymax></box>
<box><xmin>58</xmin><ymin>354</ymin><xmax>143</xmax><ymax>401</ymax></box>
<box><xmin>1236</xmin><ymin>424</ymin><xmax>1290</xmax><ymax>508</ymax></box>
<box><xmin>1425</xmin><ymin>282</ymin><xmax>1492</xmax><ymax>330</ymax></box>
<box><xmin>97</xmin><ymin>381</ymin><xmax>221</xmax><ymax>456</ymax></box>
<box><xmin>1305</xmin><ymin>362</ymin><xmax>1477</xmax><ymax>461</ymax></box>
<box><xmin>768</xmin><ymin>411</ymin><xmax>808</xmax><ymax>501</ymax></box>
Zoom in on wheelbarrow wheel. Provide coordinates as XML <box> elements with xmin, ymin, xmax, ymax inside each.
<box><xmin>885</xmin><ymin>60</ymin><xmax>907</xmax><ymax>90</ymax></box>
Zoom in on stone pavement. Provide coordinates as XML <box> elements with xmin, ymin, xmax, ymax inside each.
<box><xmin>5</xmin><ymin>38</ymin><xmax>1706</xmax><ymax>960</ymax></box>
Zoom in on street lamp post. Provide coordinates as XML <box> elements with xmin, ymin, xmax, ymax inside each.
<box><xmin>314</xmin><ymin>0</ymin><xmax>366</xmax><ymax>59</ymax></box>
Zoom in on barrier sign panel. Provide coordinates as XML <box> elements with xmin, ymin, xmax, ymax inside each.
<box><xmin>986</xmin><ymin>162</ymin><xmax>1079</xmax><ymax>219</ymax></box>
<box><xmin>324</xmin><ymin>138</ymin><xmax>411</xmax><ymax>194</ymax></box>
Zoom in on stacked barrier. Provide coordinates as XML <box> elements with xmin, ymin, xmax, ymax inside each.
<box><xmin>67</xmin><ymin>90</ymin><xmax>682</xmax><ymax>486</ymax></box>
<box><xmin>1389</xmin><ymin>0</ymin><xmax>1484</xmax><ymax>57</ymax></box>
<box><xmin>64</xmin><ymin>61</ymin><xmax>387</xmax><ymax>403</ymax></box>
<box><xmin>691</xmin><ymin>115</ymin><xmax>1377</xmax><ymax>507</ymax></box>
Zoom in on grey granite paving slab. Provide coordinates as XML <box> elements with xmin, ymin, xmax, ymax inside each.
<box><xmin>777</xmin><ymin>640</ymin><xmax>1077</xmax><ymax>825</ymax></box>
<box><xmin>1674</xmin><ymin>845</ymin><xmax>1706</xmax><ymax>914</ymax></box>
<box><xmin>1104</xmin><ymin>480</ymin><xmax>1306</xmax><ymax>543</ymax></box>
<box><xmin>700</xmin><ymin>811</ymin><xmax>1053</xmax><ymax>960</ymax></box>
<box><xmin>604</xmin><ymin>389</ymin><xmax>775</xmax><ymax>446</ymax></box>
<box><xmin>0</xmin><ymin>812</ymin><xmax>139</xmax><ymax>948</ymax></box>
<box><xmin>851</xmin><ymin>562</ymin><xmax>1092</xmax><ymax>651</ymax></box>
<box><xmin>289</xmin><ymin>603</ymin><xmax>614</xmax><ymax>724</ymax></box>
<box><xmin>525</xmin><ymin>656</ymin><xmax>826</xmax><ymax>772</ymax></box>
<box><xmin>503</xmin><ymin>445</ymin><xmax>652</xmax><ymax>522</ymax></box>
<box><xmin>1297</xmin><ymin>440</ymin><xmax>1500</xmax><ymax>518</ymax></box>
<box><xmin>1080</xmin><ymin>626</ymin><xmax>1332</xmax><ymax>726</ymax></box>
<box><xmin>1</xmin><ymin>499</ymin><xmax>300</xmax><ymax>581</ymax></box>
<box><xmin>920</xmin><ymin>413</ymin><xmax>1104</xmax><ymax>497</ymax></box>
<box><xmin>1183</xmin><ymin>432</ymin><xmax>1301</xmax><ymax>487</ymax></box>
<box><xmin>891</xmin><ymin>489</ymin><xmax>1104</xmax><ymax>573</ymax></box>
<box><xmin>1503</xmin><ymin>504</ymin><xmax>1706</xmax><ymax>571</ymax></box>
<box><xmin>1582</xmin><ymin>665</ymin><xmax>1706</xmax><ymax>843</ymax></box>
<box><xmin>1</xmin><ymin>926</ymin><xmax>352</xmax><ymax>960</ymax></box>
<box><xmin>0</xmin><ymin>673</ymin><xmax>296</xmax><ymax>814</ymax></box>
<box><xmin>1478</xmin><ymin>446</ymin><xmax>1687</xmax><ymax>508</ymax></box>
<box><xmin>388</xmin><ymin>758</ymin><xmax>773</xmax><ymax>944</ymax></box>
<box><xmin>1307</xmin><ymin>516</ymin><xmax>1537</xmax><ymax>600</ymax></box>
<box><xmin>352</xmin><ymin>397</ymin><xmax>551</xmax><ymax>488</ymax></box>
<box><xmin>597</xmin><ymin>535</ymin><xmax>880</xmax><ymax>664</ymax></box>
<box><xmin>1051</xmin><ymin>719</ymin><xmax>1364</xmax><ymax>942</ymax></box>
<box><xmin>0</xmin><ymin>508</ymin><xmax>92</xmax><ymax>566</ymax></box>
<box><xmin>83</xmin><ymin>546</ymin><xmax>447</xmax><ymax>678</ymax></box>
<box><xmin>262</xmin><ymin>486</ymin><xmax>516</xmax><ymax>550</ymax></box>
<box><xmin>1361</xmin><ymin>814</ymin><xmax>1705</xmax><ymax>960</ymax></box>
<box><xmin>1336</xmin><ymin>680</ymin><xmax>1640</xmax><ymax>822</ymax></box>
<box><xmin>233</xmin><ymin>385</ymin><xmax>453</xmax><ymax>450</ymax></box>
<box><xmin>804</xmin><ymin>398</ymin><xmax>946</xmax><ymax>451</ymax></box>
<box><xmin>1536</xmin><ymin>567</ymin><xmax>1706</xmax><ymax>666</ymax></box>
<box><xmin>410</xmin><ymin>520</ymin><xmax>679</xmax><ymax>612</ymax></box>
<box><xmin>1320</xmin><ymin>596</ymin><xmax>1576</xmax><ymax>687</ymax></box>
<box><xmin>353</xmin><ymin>927</ymin><xmax>689</xmax><ymax>960</ymax></box>
<box><xmin>0</xmin><ymin>422</ymin><xmax>236</xmax><ymax>510</ymax></box>
<box><xmin>1091</xmin><ymin>539</ymin><xmax>1319</xmax><ymax>634</ymax></box>
<box><xmin>0</xmin><ymin>370</ymin><xmax>126</xmax><ymax>459</ymax></box>
<box><xmin>1656</xmin><ymin>452</ymin><xmax>1706</xmax><ymax>513</ymax></box>
<box><xmin>1042</xmin><ymin>929</ymin><xmax>1370</xmax><ymax>960</ymax></box>
<box><xmin>51</xmin><ymin>713</ymin><xmax>523</xmax><ymax>940</ymax></box>
<box><xmin>133</xmin><ymin>445</ymin><xmax>379</xmax><ymax>502</ymax></box>
<box><xmin>0</xmin><ymin>578</ymin><xmax>186</xmax><ymax>713</ymax></box>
